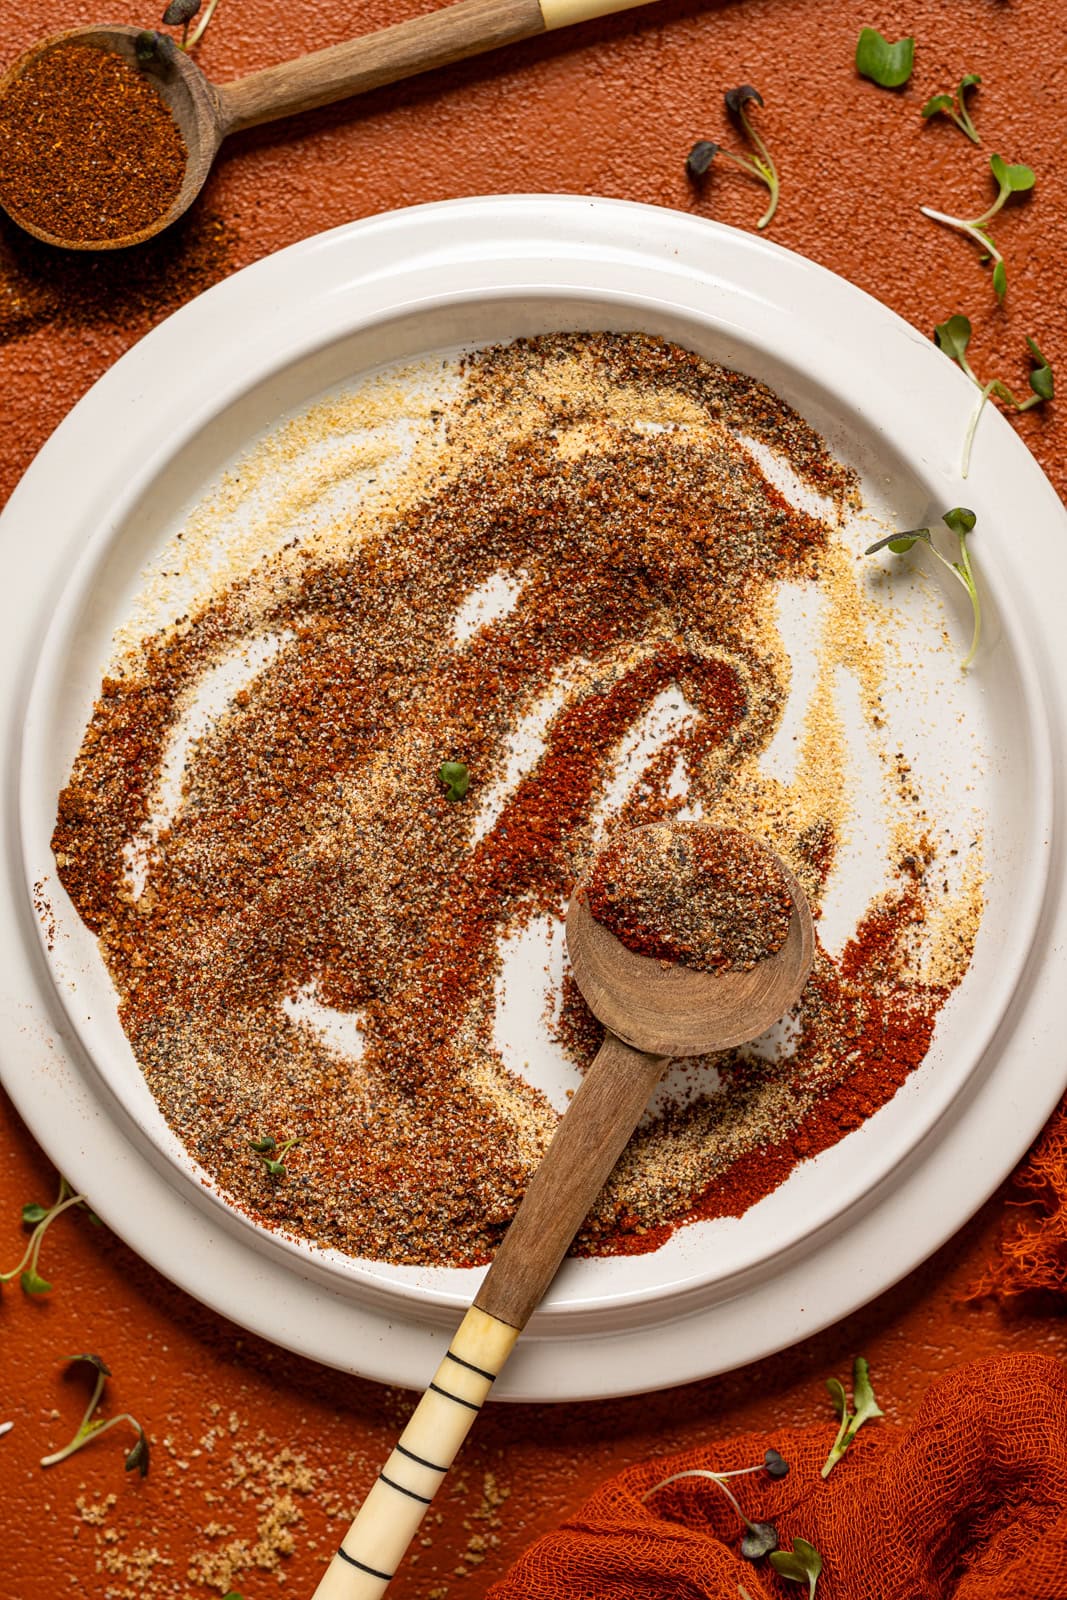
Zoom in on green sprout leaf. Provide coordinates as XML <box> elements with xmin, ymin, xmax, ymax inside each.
<box><xmin>124</xmin><ymin>1432</ymin><xmax>150</xmax><ymax>1478</ymax></box>
<box><xmin>250</xmin><ymin>1134</ymin><xmax>301</xmax><ymax>1177</ymax></box>
<box><xmin>934</xmin><ymin>314</ymin><xmax>973</xmax><ymax>368</ymax></box>
<box><xmin>2</xmin><ymin>1178</ymin><xmax>91</xmax><ymax>1297</ymax></box>
<box><xmin>922</xmin><ymin>72</ymin><xmax>981</xmax><ymax>142</ymax></box>
<box><xmin>134</xmin><ymin>28</ymin><xmax>169</xmax><ymax>63</ymax></box>
<box><xmin>770</xmin><ymin>1537</ymin><xmax>823</xmax><ymax>1597</ymax></box>
<box><xmin>686</xmin><ymin>140</ymin><xmax>719</xmax><ymax>178</ymax></box>
<box><xmin>70</xmin><ymin>1353</ymin><xmax>112</xmax><ymax>1376</ymax></box>
<box><xmin>942</xmin><ymin>506</ymin><xmax>977</xmax><ymax>537</ymax></box>
<box><xmin>438</xmin><ymin>761</ymin><xmax>471</xmax><ymax>802</ymax></box>
<box><xmin>934</xmin><ymin>319</ymin><xmax>1053</xmax><ymax>473</ymax></box>
<box><xmin>162</xmin><ymin>0</ymin><xmax>222</xmax><ymax>50</ymax></box>
<box><xmin>740</xmin><ymin>1520</ymin><xmax>779</xmax><ymax>1560</ymax></box>
<box><xmin>855</xmin><ymin>27</ymin><xmax>914</xmax><ymax>88</ymax></box>
<box><xmin>864</xmin><ymin>529</ymin><xmax>930</xmax><ymax>556</ymax></box>
<box><xmin>824</xmin><ymin>1375</ymin><xmax>848</xmax><ymax>1419</ymax></box>
<box><xmin>866</xmin><ymin>513</ymin><xmax>980</xmax><ymax>666</ymax></box>
<box><xmin>821</xmin><ymin>1357</ymin><xmax>885</xmax><ymax>1476</ymax></box>
<box><xmin>1027</xmin><ymin>337</ymin><xmax>1054</xmax><ymax>401</ymax></box>
<box><xmin>644</xmin><ymin>1460</ymin><xmax>784</xmax><ymax>1560</ymax></box>
<box><xmin>41</xmin><ymin>1356</ymin><xmax>149</xmax><ymax>1477</ymax></box>
<box><xmin>989</xmin><ymin>153</ymin><xmax>1036</xmax><ymax>193</ymax></box>
<box><xmin>922</xmin><ymin>154</ymin><xmax>1034</xmax><ymax>298</ymax></box>
<box><xmin>687</xmin><ymin>87</ymin><xmax>780</xmax><ymax>229</ymax></box>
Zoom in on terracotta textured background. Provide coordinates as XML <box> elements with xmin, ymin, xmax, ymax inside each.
<box><xmin>2</xmin><ymin>0</ymin><xmax>1065</xmax><ymax>1595</ymax></box>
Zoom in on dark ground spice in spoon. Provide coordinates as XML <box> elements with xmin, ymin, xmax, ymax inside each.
<box><xmin>585</xmin><ymin>823</ymin><xmax>795</xmax><ymax>972</ymax></box>
<box><xmin>0</xmin><ymin>42</ymin><xmax>186</xmax><ymax>243</ymax></box>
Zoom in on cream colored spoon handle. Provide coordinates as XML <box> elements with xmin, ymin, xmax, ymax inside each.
<box><xmin>217</xmin><ymin>0</ymin><xmax>659</xmax><ymax>134</ymax></box>
<box><xmin>311</xmin><ymin>1033</ymin><xmax>667</xmax><ymax>1599</ymax></box>
<box><xmin>311</xmin><ymin>1306</ymin><xmax>519</xmax><ymax>1600</ymax></box>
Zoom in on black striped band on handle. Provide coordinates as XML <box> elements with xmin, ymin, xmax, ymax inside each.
<box><xmin>428</xmin><ymin>1382</ymin><xmax>481</xmax><ymax>1412</ymax></box>
<box><xmin>379</xmin><ymin>1471</ymin><xmax>433</xmax><ymax>1505</ymax></box>
<box><xmin>337</xmin><ymin>1548</ymin><xmax>393</xmax><ymax>1581</ymax></box>
<box><xmin>396</xmin><ymin>1442</ymin><xmax>447</xmax><ymax>1473</ymax></box>
<box><xmin>444</xmin><ymin>1349</ymin><xmax>496</xmax><ymax>1381</ymax></box>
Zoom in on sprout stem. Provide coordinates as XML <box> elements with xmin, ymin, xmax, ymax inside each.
<box><xmin>185</xmin><ymin>0</ymin><xmax>222</xmax><ymax>50</ymax></box>
<box><xmin>919</xmin><ymin>206</ymin><xmax>1002</xmax><ymax>266</ymax></box>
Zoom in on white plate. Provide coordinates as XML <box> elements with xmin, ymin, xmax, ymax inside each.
<box><xmin>3</xmin><ymin>196</ymin><xmax>1065</xmax><ymax>1400</ymax></box>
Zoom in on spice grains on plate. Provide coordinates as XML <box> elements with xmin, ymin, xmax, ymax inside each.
<box><xmin>52</xmin><ymin>332</ymin><xmax>980</xmax><ymax>1266</ymax></box>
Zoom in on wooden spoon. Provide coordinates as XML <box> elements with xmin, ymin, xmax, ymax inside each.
<box><xmin>310</xmin><ymin>823</ymin><xmax>814</xmax><ymax>1599</ymax></box>
<box><xmin>0</xmin><ymin>0</ymin><xmax>659</xmax><ymax>252</ymax></box>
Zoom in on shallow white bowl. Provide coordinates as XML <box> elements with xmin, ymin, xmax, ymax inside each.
<box><xmin>3</xmin><ymin>195</ymin><xmax>1065</xmax><ymax>1398</ymax></box>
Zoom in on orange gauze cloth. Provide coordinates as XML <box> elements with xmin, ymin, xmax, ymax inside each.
<box><xmin>979</xmin><ymin>1094</ymin><xmax>1067</xmax><ymax>1300</ymax></box>
<box><xmin>487</xmin><ymin>1355</ymin><xmax>1067</xmax><ymax>1600</ymax></box>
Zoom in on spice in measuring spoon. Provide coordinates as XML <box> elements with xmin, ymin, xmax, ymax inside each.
<box><xmin>585</xmin><ymin>823</ymin><xmax>795</xmax><ymax>972</ymax></box>
<box><xmin>0</xmin><ymin>43</ymin><xmax>186</xmax><ymax>244</ymax></box>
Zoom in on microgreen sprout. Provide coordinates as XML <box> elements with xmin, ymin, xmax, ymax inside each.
<box><xmin>819</xmin><ymin>1356</ymin><xmax>884</xmax><ymax>1476</ymax></box>
<box><xmin>438</xmin><ymin>760</ymin><xmax>471</xmax><ymax>802</ymax></box>
<box><xmin>248</xmin><ymin>1134</ymin><xmax>301</xmax><ymax>1177</ymax></box>
<box><xmin>934</xmin><ymin>315</ymin><xmax>1053</xmax><ymax>474</ymax></box>
<box><xmin>686</xmin><ymin>86</ymin><xmax>779</xmax><ymax>229</ymax></box>
<box><xmin>866</xmin><ymin>509</ymin><xmax>980</xmax><ymax>665</ymax></box>
<box><xmin>40</xmin><ymin>1355</ymin><xmax>149</xmax><ymax>1477</ymax></box>
<box><xmin>161</xmin><ymin>0</ymin><xmax>223</xmax><ymax>50</ymax></box>
<box><xmin>921</xmin><ymin>153</ymin><xmax>1035</xmax><ymax>299</ymax></box>
<box><xmin>855</xmin><ymin>27</ymin><xmax>914</xmax><ymax>88</ymax></box>
<box><xmin>644</xmin><ymin>1449</ymin><xmax>790</xmax><ymax>1561</ymax></box>
<box><xmin>922</xmin><ymin>72</ymin><xmax>981</xmax><ymax>143</ymax></box>
<box><xmin>770</xmin><ymin>1537</ymin><xmax>823</xmax><ymax>1597</ymax></box>
<box><xmin>1</xmin><ymin>1176</ymin><xmax>90</xmax><ymax>1297</ymax></box>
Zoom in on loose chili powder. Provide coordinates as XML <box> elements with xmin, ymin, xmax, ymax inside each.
<box><xmin>585</xmin><ymin>822</ymin><xmax>794</xmax><ymax>972</ymax></box>
<box><xmin>0</xmin><ymin>42</ymin><xmax>186</xmax><ymax>243</ymax></box>
<box><xmin>51</xmin><ymin>332</ymin><xmax>977</xmax><ymax>1267</ymax></box>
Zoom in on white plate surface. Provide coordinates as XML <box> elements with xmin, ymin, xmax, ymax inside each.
<box><xmin>2</xmin><ymin>196</ymin><xmax>1065</xmax><ymax>1399</ymax></box>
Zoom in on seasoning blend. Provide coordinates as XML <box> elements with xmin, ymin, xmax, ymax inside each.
<box><xmin>585</xmin><ymin>823</ymin><xmax>795</xmax><ymax>972</ymax></box>
<box><xmin>51</xmin><ymin>332</ymin><xmax>983</xmax><ymax>1268</ymax></box>
<box><xmin>0</xmin><ymin>42</ymin><xmax>186</xmax><ymax>244</ymax></box>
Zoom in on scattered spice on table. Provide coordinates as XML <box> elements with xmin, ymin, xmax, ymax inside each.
<box><xmin>0</xmin><ymin>42</ymin><xmax>186</xmax><ymax>243</ymax></box>
<box><xmin>52</xmin><ymin>331</ymin><xmax>983</xmax><ymax>1268</ymax></box>
<box><xmin>584</xmin><ymin>822</ymin><xmax>794</xmax><ymax>972</ymax></box>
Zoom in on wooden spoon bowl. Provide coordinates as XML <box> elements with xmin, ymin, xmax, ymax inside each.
<box><xmin>0</xmin><ymin>26</ymin><xmax>220</xmax><ymax>250</ymax></box>
<box><xmin>566</xmin><ymin>825</ymin><xmax>815</xmax><ymax>1057</ymax></box>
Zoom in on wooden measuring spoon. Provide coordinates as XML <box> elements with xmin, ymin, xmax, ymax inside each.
<box><xmin>310</xmin><ymin>824</ymin><xmax>814</xmax><ymax>1599</ymax></box>
<box><xmin>0</xmin><ymin>0</ymin><xmax>659</xmax><ymax>252</ymax></box>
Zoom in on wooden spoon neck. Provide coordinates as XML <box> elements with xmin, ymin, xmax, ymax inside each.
<box><xmin>213</xmin><ymin>0</ymin><xmax>545</xmax><ymax>134</ymax></box>
<box><xmin>473</xmin><ymin>1032</ymin><xmax>667</xmax><ymax>1331</ymax></box>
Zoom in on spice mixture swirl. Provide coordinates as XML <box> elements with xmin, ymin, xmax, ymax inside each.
<box><xmin>51</xmin><ymin>333</ymin><xmax>978</xmax><ymax>1266</ymax></box>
